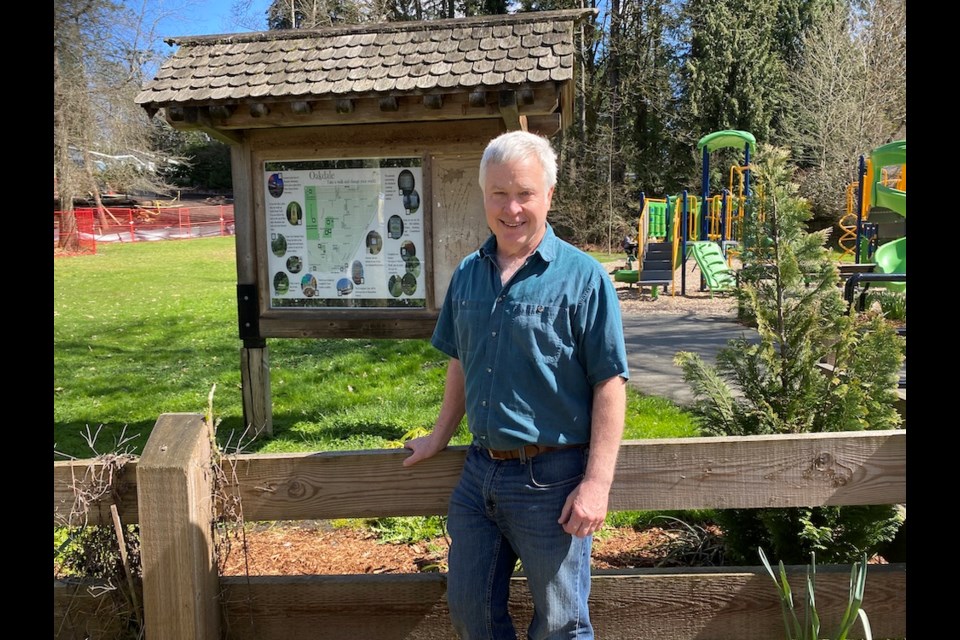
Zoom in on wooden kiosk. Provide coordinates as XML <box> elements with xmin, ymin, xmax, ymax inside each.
<box><xmin>136</xmin><ymin>9</ymin><xmax>592</xmax><ymax>435</ymax></box>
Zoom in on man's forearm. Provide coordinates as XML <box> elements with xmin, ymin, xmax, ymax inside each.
<box><xmin>432</xmin><ymin>357</ymin><xmax>467</xmax><ymax>445</ymax></box>
<box><xmin>584</xmin><ymin>374</ymin><xmax>627</xmax><ymax>488</ymax></box>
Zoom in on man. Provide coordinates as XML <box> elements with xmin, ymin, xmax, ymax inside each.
<box><xmin>403</xmin><ymin>131</ymin><xmax>629</xmax><ymax>640</ymax></box>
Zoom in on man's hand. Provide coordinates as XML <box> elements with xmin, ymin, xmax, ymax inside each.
<box><xmin>558</xmin><ymin>478</ymin><xmax>610</xmax><ymax>538</ymax></box>
<box><xmin>402</xmin><ymin>433</ymin><xmax>447</xmax><ymax>467</ymax></box>
<box><xmin>558</xmin><ymin>374</ymin><xmax>626</xmax><ymax>537</ymax></box>
<box><xmin>403</xmin><ymin>358</ymin><xmax>466</xmax><ymax>468</ymax></box>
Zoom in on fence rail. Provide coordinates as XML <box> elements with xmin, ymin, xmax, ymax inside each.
<box><xmin>54</xmin><ymin>415</ymin><xmax>907</xmax><ymax>639</ymax></box>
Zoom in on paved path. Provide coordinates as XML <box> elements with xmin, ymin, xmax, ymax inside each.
<box><xmin>620</xmin><ymin>312</ymin><xmax>760</xmax><ymax>407</ymax></box>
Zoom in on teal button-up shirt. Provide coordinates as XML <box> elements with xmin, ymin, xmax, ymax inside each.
<box><xmin>431</xmin><ymin>224</ymin><xmax>630</xmax><ymax>450</ymax></box>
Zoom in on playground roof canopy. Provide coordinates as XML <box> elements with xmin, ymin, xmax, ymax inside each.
<box><xmin>696</xmin><ymin>130</ymin><xmax>756</xmax><ymax>154</ymax></box>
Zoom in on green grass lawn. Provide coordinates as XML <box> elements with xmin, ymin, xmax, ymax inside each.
<box><xmin>584</xmin><ymin>249</ymin><xmax>626</xmax><ymax>264</ymax></box>
<box><xmin>54</xmin><ymin>237</ymin><xmax>699</xmax><ymax>461</ymax></box>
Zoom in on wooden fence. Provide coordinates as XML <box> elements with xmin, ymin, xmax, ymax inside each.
<box><xmin>54</xmin><ymin>415</ymin><xmax>906</xmax><ymax>639</ymax></box>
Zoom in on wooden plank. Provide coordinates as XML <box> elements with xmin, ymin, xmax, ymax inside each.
<box><xmin>610</xmin><ymin>430</ymin><xmax>906</xmax><ymax>511</ymax></box>
<box><xmin>584</xmin><ymin>565</ymin><xmax>906</xmax><ymax>640</ymax></box>
<box><xmin>220</xmin><ymin>574</ymin><xmax>450</xmax><ymax>640</ymax></box>
<box><xmin>55</xmin><ymin>431</ymin><xmax>905</xmax><ymax>525</ymax></box>
<box><xmin>137</xmin><ymin>413</ymin><xmax>221</xmax><ymax>640</ymax></box>
<box><xmin>221</xmin><ymin>447</ymin><xmax>464</xmax><ymax>521</ymax></box>
<box><xmin>421</xmin><ymin>154</ymin><xmax>437</xmax><ymax>313</ymax></box>
<box><xmin>429</xmin><ymin>153</ymin><xmax>488</xmax><ymax>305</ymax></box>
<box><xmin>218</xmin><ymin>565</ymin><xmax>906</xmax><ymax>640</ymax></box>
<box><xmin>218</xmin><ymin>430</ymin><xmax>904</xmax><ymax>522</ymax></box>
<box><xmin>214</xmin><ymin>89</ymin><xmax>561</xmax><ymax>130</ymax></box>
<box><xmin>54</xmin><ymin>459</ymin><xmax>140</xmax><ymax>527</ymax></box>
<box><xmin>247</xmin><ymin>119</ymin><xmax>502</xmax><ymax>155</ymax></box>
<box><xmin>257</xmin><ymin>313</ymin><xmax>439</xmax><ymax>340</ymax></box>
<box><xmin>54</xmin><ymin>579</ymin><xmax>137</xmax><ymax>639</ymax></box>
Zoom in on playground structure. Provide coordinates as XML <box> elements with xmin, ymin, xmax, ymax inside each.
<box><xmin>837</xmin><ymin>140</ymin><xmax>906</xmax><ymax>295</ymax></box>
<box><xmin>614</xmin><ymin>129</ymin><xmax>756</xmax><ymax>296</ymax></box>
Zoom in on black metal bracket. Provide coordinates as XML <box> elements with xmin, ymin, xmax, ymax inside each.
<box><xmin>237</xmin><ymin>284</ymin><xmax>261</xmax><ymax>341</ymax></box>
<box><xmin>842</xmin><ymin>273</ymin><xmax>907</xmax><ymax>313</ymax></box>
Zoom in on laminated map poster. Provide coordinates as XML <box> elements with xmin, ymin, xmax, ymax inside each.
<box><xmin>263</xmin><ymin>158</ymin><xmax>424</xmax><ymax>309</ymax></box>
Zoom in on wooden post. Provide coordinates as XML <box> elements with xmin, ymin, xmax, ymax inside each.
<box><xmin>232</xmin><ymin>143</ymin><xmax>273</xmax><ymax>436</ymax></box>
<box><xmin>137</xmin><ymin>413</ymin><xmax>221</xmax><ymax>640</ymax></box>
<box><xmin>241</xmin><ymin>343</ymin><xmax>272</xmax><ymax>437</ymax></box>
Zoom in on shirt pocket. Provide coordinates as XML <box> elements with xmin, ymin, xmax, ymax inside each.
<box><xmin>452</xmin><ymin>299</ymin><xmax>493</xmax><ymax>359</ymax></box>
<box><xmin>508</xmin><ymin>302</ymin><xmax>566</xmax><ymax>366</ymax></box>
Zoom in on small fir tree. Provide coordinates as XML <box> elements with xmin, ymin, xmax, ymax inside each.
<box><xmin>674</xmin><ymin>144</ymin><xmax>904</xmax><ymax>564</ymax></box>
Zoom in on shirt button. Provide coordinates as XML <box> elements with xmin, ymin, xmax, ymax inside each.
<box><xmin>486</xmin><ymin>367</ymin><xmax>492</xmax><ymax>373</ymax></box>
<box><xmin>537</xmin><ymin>305</ymin><xmax>544</xmax><ymax>313</ymax></box>
<box><xmin>481</xmin><ymin>400</ymin><xmax>487</xmax><ymax>407</ymax></box>
<box><xmin>491</xmin><ymin>331</ymin><xmax>497</xmax><ymax>337</ymax></box>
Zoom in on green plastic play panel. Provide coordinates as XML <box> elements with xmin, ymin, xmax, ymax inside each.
<box><xmin>874</xmin><ymin>184</ymin><xmax>905</xmax><ymax>217</ymax></box>
<box><xmin>870</xmin><ymin>140</ymin><xmax>905</xmax><ymax>170</ymax></box>
<box><xmin>646</xmin><ymin>201</ymin><xmax>668</xmax><ymax>238</ymax></box>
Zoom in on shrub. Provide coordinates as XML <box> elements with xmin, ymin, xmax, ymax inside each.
<box><xmin>675</xmin><ymin>145</ymin><xmax>905</xmax><ymax>564</ymax></box>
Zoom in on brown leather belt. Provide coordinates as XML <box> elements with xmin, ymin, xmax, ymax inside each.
<box><xmin>483</xmin><ymin>443</ymin><xmax>585</xmax><ymax>461</ymax></box>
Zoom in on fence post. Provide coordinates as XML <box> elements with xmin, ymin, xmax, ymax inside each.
<box><xmin>220</xmin><ymin>205</ymin><xmax>226</xmax><ymax>237</ymax></box>
<box><xmin>137</xmin><ymin>413</ymin><xmax>221</xmax><ymax>640</ymax></box>
<box><xmin>129</xmin><ymin>209</ymin><xmax>136</xmax><ymax>242</ymax></box>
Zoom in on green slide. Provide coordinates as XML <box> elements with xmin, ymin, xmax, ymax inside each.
<box><xmin>869</xmin><ymin>140</ymin><xmax>905</xmax><ymax>293</ymax></box>
<box><xmin>688</xmin><ymin>241</ymin><xmax>736</xmax><ymax>294</ymax></box>
<box><xmin>873</xmin><ymin>236</ymin><xmax>906</xmax><ymax>293</ymax></box>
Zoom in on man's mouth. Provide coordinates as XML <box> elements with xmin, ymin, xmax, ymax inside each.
<box><xmin>502</xmin><ymin>220</ymin><xmax>525</xmax><ymax>228</ymax></box>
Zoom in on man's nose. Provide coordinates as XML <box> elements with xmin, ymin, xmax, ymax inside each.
<box><xmin>504</xmin><ymin>197</ymin><xmax>523</xmax><ymax>214</ymax></box>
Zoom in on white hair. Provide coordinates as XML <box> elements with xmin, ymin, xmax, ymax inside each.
<box><xmin>479</xmin><ymin>131</ymin><xmax>558</xmax><ymax>189</ymax></box>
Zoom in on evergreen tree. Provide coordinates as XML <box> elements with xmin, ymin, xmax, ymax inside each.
<box><xmin>674</xmin><ymin>144</ymin><xmax>904</xmax><ymax>563</ymax></box>
<box><xmin>679</xmin><ymin>0</ymin><xmax>788</xmax><ymax>142</ymax></box>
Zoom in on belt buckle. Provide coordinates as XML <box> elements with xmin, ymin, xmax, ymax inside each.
<box><xmin>485</xmin><ymin>447</ymin><xmax>507</xmax><ymax>461</ymax></box>
<box><xmin>485</xmin><ymin>446</ymin><xmax>523</xmax><ymax>461</ymax></box>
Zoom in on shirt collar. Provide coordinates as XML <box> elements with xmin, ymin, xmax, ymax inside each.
<box><xmin>478</xmin><ymin>223</ymin><xmax>558</xmax><ymax>263</ymax></box>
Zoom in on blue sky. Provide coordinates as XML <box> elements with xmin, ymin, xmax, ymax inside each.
<box><xmin>152</xmin><ymin>0</ymin><xmax>274</xmax><ymax>39</ymax></box>
<box><xmin>150</xmin><ymin>1</ymin><xmax>610</xmax><ymax>39</ymax></box>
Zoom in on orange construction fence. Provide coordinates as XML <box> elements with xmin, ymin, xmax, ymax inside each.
<box><xmin>54</xmin><ymin>205</ymin><xmax>235</xmax><ymax>255</ymax></box>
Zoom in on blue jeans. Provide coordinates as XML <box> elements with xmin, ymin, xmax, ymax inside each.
<box><xmin>446</xmin><ymin>443</ymin><xmax>593</xmax><ymax>640</ymax></box>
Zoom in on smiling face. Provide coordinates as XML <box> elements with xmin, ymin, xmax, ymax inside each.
<box><xmin>482</xmin><ymin>155</ymin><xmax>555</xmax><ymax>259</ymax></box>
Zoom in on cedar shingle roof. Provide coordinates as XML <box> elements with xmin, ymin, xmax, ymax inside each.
<box><xmin>136</xmin><ymin>10</ymin><xmax>592</xmax><ymax>112</ymax></box>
